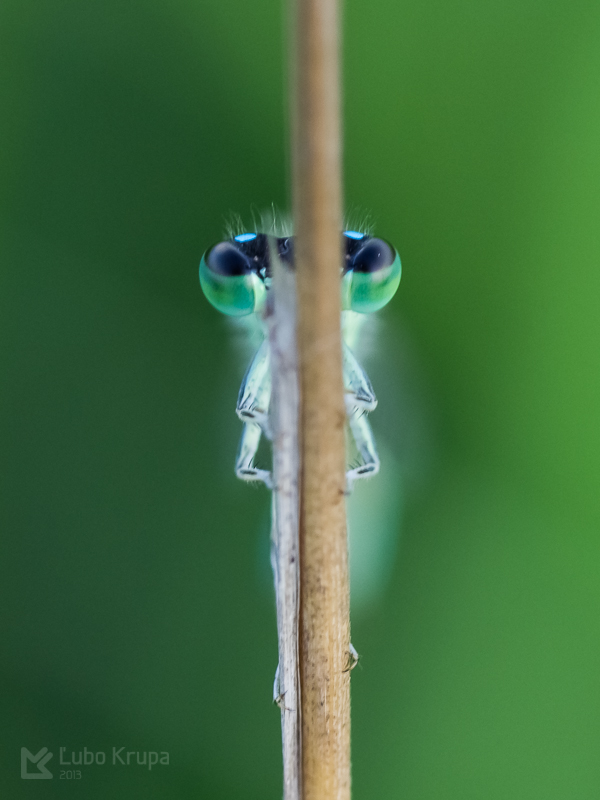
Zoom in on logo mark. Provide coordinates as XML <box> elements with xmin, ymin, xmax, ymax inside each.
<box><xmin>21</xmin><ymin>747</ymin><xmax>53</xmax><ymax>779</ymax></box>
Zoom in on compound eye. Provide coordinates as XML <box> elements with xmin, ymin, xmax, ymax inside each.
<box><xmin>199</xmin><ymin>241</ymin><xmax>265</xmax><ymax>316</ymax></box>
<box><xmin>205</xmin><ymin>241</ymin><xmax>252</xmax><ymax>276</ymax></box>
<box><xmin>343</xmin><ymin>237</ymin><xmax>401</xmax><ymax>314</ymax></box>
<box><xmin>350</xmin><ymin>238</ymin><xmax>395</xmax><ymax>273</ymax></box>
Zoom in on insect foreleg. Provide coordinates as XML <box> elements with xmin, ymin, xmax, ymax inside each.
<box><xmin>237</xmin><ymin>338</ymin><xmax>272</xmax><ymax>437</ymax></box>
<box><xmin>342</xmin><ymin>342</ymin><xmax>377</xmax><ymax>413</ymax></box>
<box><xmin>234</xmin><ymin>337</ymin><xmax>273</xmax><ymax>487</ymax></box>
<box><xmin>235</xmin><ymin>421</ymin><xmax>272</xmax><ymax>488</ymax></box>
<box><xmin>346</xmin><ymin>410</ymin><xmax>380</xmax><ymax>493</ymax></box>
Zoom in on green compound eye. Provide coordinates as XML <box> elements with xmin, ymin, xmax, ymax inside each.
<box><xmin>199</xmin><ymin>240</ymin><xmax>266</xmax><ymax>316</ymax></box>
<box><xmin>341</xmin><ymin>237</ymin><xmax>401</xmax><ymax>313</ymax></box>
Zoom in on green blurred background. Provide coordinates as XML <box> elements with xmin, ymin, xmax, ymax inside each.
<box><xmin>2</xmin><ymin>0</ymin><xmax>600</xmax><ymax>797</ymax></box>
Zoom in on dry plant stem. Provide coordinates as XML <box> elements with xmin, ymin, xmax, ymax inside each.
<box><xmin>269</xmin><ymin>258</ymin><xmax>302</xmax><ymax>800</ymax></box>
<box><xmin>291</xmin><ymin>0</ymin><xmax>351</xmax><ymax>796</ymax></box>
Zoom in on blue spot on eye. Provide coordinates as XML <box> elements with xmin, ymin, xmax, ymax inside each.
<box><xmin>344</xmin><ymin>230</ymin><xmax>364</xmax><ymax>240</ymax></box>
<box><xmin>234</xmin><ymin>233</ymin><xmax>257</xmax><ymax>243</ymax></box>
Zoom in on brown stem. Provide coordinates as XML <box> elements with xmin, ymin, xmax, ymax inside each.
<box><xmin>291</xmin><ymin>0</ymin><xmax>351</xmax><ymax>796</ymax></box>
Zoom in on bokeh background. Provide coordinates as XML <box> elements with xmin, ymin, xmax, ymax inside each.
<box><xmin>2</xmin><ymin>0</ymin><xmax>600</xmax><ymax>797</ymax></box>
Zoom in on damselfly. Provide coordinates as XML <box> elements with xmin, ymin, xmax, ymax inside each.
<box><xmin>199</xmin><ymin>228</ymin><xmax>401</xmax><ymax>492</ymax></box>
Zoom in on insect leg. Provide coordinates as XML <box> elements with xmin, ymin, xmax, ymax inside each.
<box><xmin>346</xmin><ymin>410</ymin><xmax>380</xmax><ymax>493</ymax></box>
<box><xmin>235</xmin><ymin>421</ymin><xmax>272</xmax><ymax>488</ymax></box>
<box><xmin>234</xmin><ymin>337</ymin><xmax>273</xmax><ymax>486</ymax></box>
<box><xmin>343</xmin><ymin>341</ymin><xmax>377</xmax><ymax>414</ymax></box>
<box><xmin>273</xmin><ymin>663</ymin><xmax>292</xmax><ymax>711</ymax></box>
<box><xmin>343</xmin><ymin>643</ymin><xmax>360</xmax><ymax>672</ymax></box>
<box><xmin>237</xmin><ymin>338</ymin><xmax>272</xmax><ymax>437</ymax></box>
